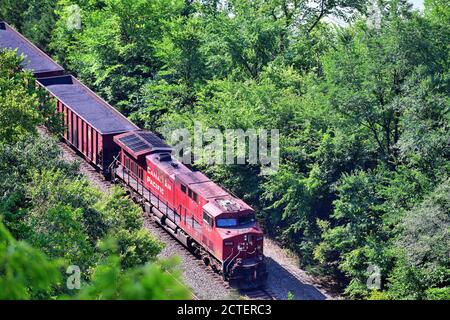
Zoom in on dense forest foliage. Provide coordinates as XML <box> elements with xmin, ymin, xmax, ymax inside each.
<box><xmin>1</xmin><ymin>0</ymin><xmax>449</xmax><ymax>299</ymax></box>
<box><xmin>0</xmin><ymin>50</ymin><xmax>189</xmax><ymax>299</ymax></box>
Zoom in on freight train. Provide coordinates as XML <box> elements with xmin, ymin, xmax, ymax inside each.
<box><xmin>0</xmin><ymin>21</ymin><xmax>268</xmax><ymax>288</ymax></box>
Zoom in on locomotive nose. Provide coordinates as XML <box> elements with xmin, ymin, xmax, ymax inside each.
<box><xmin>235</xmin><ymin>233</ymin><xmax>264</xmax><ymax>259</ymax></box>
<box><xmin>226</xmin><ymin>233</ymin><xmax>267</xmax><ymax>289</ymax></box>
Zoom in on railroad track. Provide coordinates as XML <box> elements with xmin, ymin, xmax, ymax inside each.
<box><xmin>240</xmin><ymin>288</ymin><xmax>277</xmax><ymax>300</ymax></box>
<box><xmin>144</xmin><ymin>215</ymin><xmax>231</xmax><ymax>288</ymax></box>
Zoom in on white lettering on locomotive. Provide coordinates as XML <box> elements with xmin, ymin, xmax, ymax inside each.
<box><xmin>147</xmin><ymin>176</ymin><xmax>165</xmax><ymax>196</ymax></box>
<box><xmin>148</xmin><ymin>168</ymin><xmax>172</xmax><ymax>192</ymax></box>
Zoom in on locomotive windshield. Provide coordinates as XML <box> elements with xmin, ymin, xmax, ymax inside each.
<box><xmin>216</xmin><ymin>218</ymin><xmax>238</xmax><ymax>227</ymax></box>
<box><xmin>216</xmin><ymin>213</ymin><xmax>256</xmax><ymax>228</ymax></box>
<box><xmin>239</xmin><ymin>214</ymin><xmax>256</xmax><ymax>226</ymax></box>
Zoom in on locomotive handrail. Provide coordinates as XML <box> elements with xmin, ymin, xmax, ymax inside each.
<box><xmin>109</xmin><ymin>154</ymin><xmax>120</xmax><ymax>179</ymax></box>
<box><xmin>224</xmin><ymin>248</ymin><xmax>234</xmax><ymax>264</ymax></box>
<box><xmin>109</xmin><ymin>155</ymin><xmax>120</xmax><ymax>171</ymax></box>
<box><xmin>223</xmin><ymin>248</ymin><xmax>234</xmax><ymax>276</ymax></box>
<box><xmin>114</xmin><ymin>160</ymin><xmax>177</xmax><ymax>218</ymax></box>
<box><xmin>224</xmin><ymin>247</ymin><xmax>241</xmax><ymax>276</ymax></box>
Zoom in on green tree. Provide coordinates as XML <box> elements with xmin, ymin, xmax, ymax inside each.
<box><xmin>0</xmin><ymin>50</ymin><xmax>42</xmax><ymax>143</ymax></box>
<box><xmin>0</xmin><ymin>220</ymin><xmax>190</xmax><ymax>300</ymax></box>
<box><xmin>94</xmin><ymin>187</ymin><xmax>163</xmax><ymax>268</ymax></box>
<box><xmin>387</xmin><ymin>180</ymin><xmax>450</xmax><ymax>299</ymax></box>
<box><xmin>76</xmin><ymin>242</ymin><xmax>190</xmax><ymax>300</ymax></box>
<box><xmin>51</xmin><ymin>0</ymin><xmax>185</xmax><ymax>113</ymax></box>
<box><xmin>0</xmin><ymin>220</ymin><xmax>62</xmax><ymax>299</ymax></box>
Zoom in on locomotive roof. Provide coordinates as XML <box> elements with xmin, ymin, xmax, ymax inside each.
<box><xmin>115</xmin><ymin>131</ymin><xmax>172</xmax><ymax>159</ymax></box>
<box><xmin>146</xmin><ymin>152</ymin><xmax>192</xmax><ymax>177</ymax></box>
<box><xmin>37</xmin><ymin>75</ymin><xmax>138</xmax><ymax>134</ymax></box>
<box><xmin>188</xmin><ymin>180</ymin><xmax>228</xmax><ymax>199</ymax></box>
<box><xmin>178</xmin><ymin>172</ymin><xmax>254</xmax><ymax>217</ymax></box>
<box><xmin>146</xmin><ymin>153</ymin><xmax>254</xmax><ymax>217</ymax></box>
<box><xmin>177</xmin><ymin>172</ymin><xmax>210</xmax><ymax>185</ymax></box>
<box><xmin>0</xmin><ymin>22</ymin><xmax>64</xmax><ymax>76</ymax></box>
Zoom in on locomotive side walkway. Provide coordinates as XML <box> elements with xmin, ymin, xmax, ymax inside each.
<box><xmin>38</xmin><ymin>127</ymin><xmax>335</xmax><ymax>300</ymax></box>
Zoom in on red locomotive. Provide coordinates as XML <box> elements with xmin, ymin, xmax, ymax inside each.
<box><xmin>113</xmin><ymin>131</ymin><xmax>268</xmax><ymax>287</ymax></box>
<box><xmin>1</xmin><ymin>21</ymin><xmax>268</xmax><ymax>289</ymax></box>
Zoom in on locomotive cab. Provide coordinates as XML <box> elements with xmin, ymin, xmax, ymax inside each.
<box><xmin>204</xmin><ymin>199</ymin><xmax>268</xmax><ymax>289</ymax></box>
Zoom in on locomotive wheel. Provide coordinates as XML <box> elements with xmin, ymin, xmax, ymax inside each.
<box><xmin>211</xmin><ymin>263</ymin><xmax>220</xmax><ymax>273</ymax></box>
<box><xmin>202</xmin><ymin>256</ymin><xmax>210</xmax><ymax>267</ymax></box>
